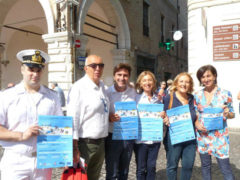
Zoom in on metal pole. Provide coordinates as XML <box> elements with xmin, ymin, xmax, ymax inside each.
<box><xmin>176</xmin><ymin>0</ymin><xmax>179</xmax><ymax>64</ymax></box>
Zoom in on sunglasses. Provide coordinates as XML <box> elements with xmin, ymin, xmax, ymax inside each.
<box><xmin>87</xmin><ymin>63</ymin><xmax>105</xmax><ymax>69</ymax></box>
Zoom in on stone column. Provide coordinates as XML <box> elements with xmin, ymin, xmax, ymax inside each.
<box><xmin>42</xmin><ymin>31</ymin><xmax>74</xmax><ymax>93</ymax></box>
<box><xmin>112</xmin><ymin>48</ymin><xmax>133</xmax><ymax>65</ymax></box>
<box><xmin>112</xmin><ymin>48</ymin><xmax>135</xmax><ymax>79</ymax></box>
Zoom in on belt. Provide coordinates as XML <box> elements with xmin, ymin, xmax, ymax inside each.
<box><xmin>78</xmin><ymin>138</ymin><xmax>105</xmax><ymax>144</ymax></box>
<box><xmin>21</xmin><ymin>151</ymin><xmax>37</xmax><ymax>157</ymax></box>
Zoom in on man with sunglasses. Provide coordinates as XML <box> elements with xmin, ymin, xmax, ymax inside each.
<box><xmin>105</xmin><ymin>63</ymin><xmax>136</xmax><ymax>180</ymax></box>
<box><xmin>0</xmin><ymin>49</ymin><xmax>63</xmax><ymax>180</ymax></box>
<box><xmin>67</xmin><ymin>55</ymin><xmax>109</xmax><ymax>180</ymax></box>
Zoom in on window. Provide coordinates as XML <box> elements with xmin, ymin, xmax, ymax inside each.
<box><xmin>137</xmin><ymin>55</ymin><xmax>155</xmax><ymax>76</ymax></box>
<box><xmin>143</xmin><ymin>2</ymin><xmax>149</xmax><ymax>36</ymax></box>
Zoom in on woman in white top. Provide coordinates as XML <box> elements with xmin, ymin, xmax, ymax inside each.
<box><xmin>134</xmin><ymin>71</ymin><xmax>165</xmax><ymax>180</ymax></box>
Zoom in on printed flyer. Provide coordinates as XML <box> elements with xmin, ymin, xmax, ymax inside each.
<box><xmin>113</xmin><ymin>101</ymin><xmax>138</xmax><ymax>140</ymax></box>
<box><xmin>37</xmin><ymin>115</ymin><xmax>73</xmax><ymax>169</ymax></box>
<box><xmin>137</xmin><ymin>104</ymin><xmax>164</xmax><ymax>141</ymax></box>
<box><xmin>167</xmin><ymin>105</ymin><xmax>195</xmax><ymax>145</ymax></box>
<box><xmin>203</xmin><ymin>107</ymin><xmax>223</xmax><ymax>131</ymax></box>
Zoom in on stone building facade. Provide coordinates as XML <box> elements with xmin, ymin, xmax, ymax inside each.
<box><xmin>0</xmin><ymin>0</ymin><xmax>188</xmax><ymax>92</ymax></box>
<box><xmin>188</xmin><ymin>0</ymin><xmax>240</xmax><ymax>128</ymax></box>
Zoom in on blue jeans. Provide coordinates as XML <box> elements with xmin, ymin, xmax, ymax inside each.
<box><xmin>105</xmin><ymin>133</ymin><xmax>134</xmax><ymax>180</ymax></box>
<box><xmin>200</xmin><ymin>153</ymin><xmax>235</xmax><ymax>180</ymax></box>
<box><xmin>134</xmin><ymin>143</ymin><xmax>160</xmax><ymax>180</ymax></box>
<box><xmin>164</xmin><ymin>132</ymin><xmax>196</xmax><ymax>180</ymax></box>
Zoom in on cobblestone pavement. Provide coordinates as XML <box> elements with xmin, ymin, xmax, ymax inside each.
<box><xmin>1</xmin><ymin>131</ymin><xmax>240</xmax><ymax>180</ymax></box>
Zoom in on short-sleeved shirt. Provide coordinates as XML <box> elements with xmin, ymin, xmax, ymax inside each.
<box><xmin>0</xmin><ymin>82</ymin><xmax>63</xmax><ymax>154</ymax></box>
<box><xmin>194</xmin><ymin>87</ymin><xmax>234</xmax><ymax>159</ymax></box>
<box><xmin>106</xmin><ymin>85</ymin><xmax>136</xmax><ymax>133</ymax></box>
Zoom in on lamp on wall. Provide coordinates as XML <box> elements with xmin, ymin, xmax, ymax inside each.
<box><xmin>0</xmin><ymin>44</ymin><xmax>10</xmax><ymax>67</ymax></box>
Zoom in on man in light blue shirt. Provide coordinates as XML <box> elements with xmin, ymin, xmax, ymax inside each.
<box><xmin>105</xmin><ymin>63</ymin><xmax>136</xmax><ymax>180</ymax></box>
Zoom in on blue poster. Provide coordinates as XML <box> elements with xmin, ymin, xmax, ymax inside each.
<box><xmin>167</xmin><ymin>105</ymin><xmax>195</xmax><ymax>145</ymax></box>
<box><xmin>137</xmin><ymin>104</ymin><xmax>164</xmax><ymax>141</ymax></box>
<box><xmin>112</xmin><ymin>101</ymin><xmax>138</xmax><ymax>140</ymax></box>
<box><xmin>203</xmin><ymin>107</ymin><xmax>223</xmax><ymax>131</ymax></box>
<box><xmin>37</xmin><ymin>115</ymin><xmax>73</xmax><ymax>169</ymax></box>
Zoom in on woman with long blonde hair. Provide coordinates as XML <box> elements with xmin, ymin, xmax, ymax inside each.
<box><xmin>163</xmin><ymin>72</ymin><xmax>197</xmax><ymax>180</ymax></box>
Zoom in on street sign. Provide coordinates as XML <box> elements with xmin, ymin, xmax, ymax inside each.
<box><xmin>75</xmin><ymin>40</ymin><xmax>81</xmax><ymax>48</ymax></box>
<box><xmin>77</xmin><ymin>56</ymin><xmax>86</xmax><ymax>70</ymax></box>
<box><xmin>213</xmin><ymin>23</ymin><xmax>240</xmax><ymax>61</ymax></box>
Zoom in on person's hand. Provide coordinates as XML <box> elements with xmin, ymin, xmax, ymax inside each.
<box><xmin>20</xmin><ymin>125</ymin><xmax>42</xmax><ymax>141</ymax></box>
<box><xmin>163</xmin><ymin>116</ymin><xmax>170</xmax><ymax>126</ymax></box>
<box><xmin>160</xmin><ymin>111</ymin><xmax>166</xmax><ymax>119</ymax></box>
<box><xmin>109</xmin><ymin>113</ymin><xmax>120</xmax><ymax>122</ymax></box>
<box><xmin>195</xmin><ymin>120</ymin><xmax>207</xmax><ymax>132</ymax></box>
<box><xmin>73</xmin><ymin>147</ymin><xmax>80</xmax><ymax>164</ymax></box>
<box><xmin>222</xmin><ymin>104</ymin><xmax>230</xmax><ymax>118</ymax></box>
<box><xmin>157</xmin><ymin>93</ymin><xmax>163</xmax><ymax>102</ymax></box>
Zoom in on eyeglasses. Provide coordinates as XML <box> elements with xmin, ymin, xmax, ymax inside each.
<box><xmin>87</xmin><ymin>63</ymin><xmax>105</xmax><ymax>69</ymax></box>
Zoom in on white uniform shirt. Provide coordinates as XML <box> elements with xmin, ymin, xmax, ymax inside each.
<box><xmin>135</xmin><ymin>92</ymin><xmax>162</xmax><ymax>144</ymax></box>
<box><xmin>67</xmin><ymin>75</ymin><xmax>110</xmax><ymax>139</ymax></box>
<box><xmin>0</xmin><ymin>82</ymin><xmax>63</xmax><ymax>154</ymax></box>
<box><xmin>106</xmin><ymin>85</ymin><xmax>136</xmax><ymax>133</ymax></box>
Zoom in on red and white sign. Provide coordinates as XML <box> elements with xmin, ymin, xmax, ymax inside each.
<box><xmin>75</xmin><ymin>40</ymin><xmax>81</xmax><ymax>48</ymax></box>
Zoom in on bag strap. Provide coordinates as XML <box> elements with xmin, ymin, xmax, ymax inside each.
<box><xmin>168</xmin><ymin>93</ymin><xmax>173</xmax><ymax>109</ymax></box>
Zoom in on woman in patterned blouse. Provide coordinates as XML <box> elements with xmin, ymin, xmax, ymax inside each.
<box><xmin>194</xmin><ymin>65</ymin><xmax>235</xmax><ymax>180</ymax></box>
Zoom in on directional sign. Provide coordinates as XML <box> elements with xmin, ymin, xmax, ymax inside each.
<box><xmin>213</xmin><ymin>24</ymin><xmax>240</xmax><ymax>61</ymax></box>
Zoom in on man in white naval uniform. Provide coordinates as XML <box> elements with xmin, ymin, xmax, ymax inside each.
<box><xmin>0</xmin><ymin>49</ymin><xmax>62</xmax><ymax>180</ymax></box>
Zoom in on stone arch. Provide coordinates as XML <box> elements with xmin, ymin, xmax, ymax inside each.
<box><xmin>38</xmin><ymin>0</ymin><xmax>55</xmax><ymax>34</ymax></box>
<box><xmin>0</xmin><ymin>0</ymin><xmax>52</xmax><ymax>88</ymax></box>
<box><xmin>77</xmin><ymin>0</ymin><xmax>131</xmax><ymax>49</ymax></box>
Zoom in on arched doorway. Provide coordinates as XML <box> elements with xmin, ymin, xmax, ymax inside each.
<box><xmin>76</xmin><ymin>0</ymin><xmax>131</xmax><ymax>86</ymax></box>
<box><xmin>0</xmin><ymin>0</ymin><xmax>53</xmax><ymax>88</ymax></box>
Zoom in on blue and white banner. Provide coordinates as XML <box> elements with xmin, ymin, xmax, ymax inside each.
<box><xmin>167</xmin><ymin>105</ymin><xmax>195</xmax><ymax>145</ymax></box>
<box><xmin>37</xmin><ymin>115</ymin><xmax>73</xmax><ymax>169</ymax></box>
<box><xmin>113</xmin><ymin>101</ymin><xmax>138</xmax><ymax>140</ymax></box>
<box><xmin>137</xmin><ymin>104</ymin><xmax>164</xmax><ymax>141</ymax></box>
<box><xmin>203</xmin><ymin>107</ymin><xmax>223</xmax><ymax>131</ymax></box>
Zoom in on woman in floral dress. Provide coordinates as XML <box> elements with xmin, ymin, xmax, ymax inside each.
<box><xmin>194</xmin><ymin>65</ymin><xmax>235</xmax><ymax>180</ymax></box>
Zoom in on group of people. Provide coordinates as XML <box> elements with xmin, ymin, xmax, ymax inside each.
<box><xmin>0</xmin><ymin>50</ymin><xmax>235</xmax><ymax>180</ymax></box>
<box><xmin>157</xmin><ymin>79</ymin><xmax>173</xmax><ymax>101</ymax></box>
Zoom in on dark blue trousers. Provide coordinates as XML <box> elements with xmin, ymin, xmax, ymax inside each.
<box><xmin>134</xmin><ymin>143</ymin><xmax>160</xmax><ymax>180</ymax></box>
<box><xmin>200</xmin><ymin>153</ymin><xmax>235</xmax><ymax>180</ymax></box>
<box><xmin>105</xmin><ymin>133</ymin><xmax>134</xmax><ymax>180</ymax></box>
